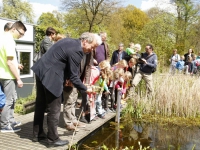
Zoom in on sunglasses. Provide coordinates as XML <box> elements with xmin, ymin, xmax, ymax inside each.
<box><xmin>16</xmin><ymin>28</ymin><xmax>24</xmax><ymax>36</ymax></box>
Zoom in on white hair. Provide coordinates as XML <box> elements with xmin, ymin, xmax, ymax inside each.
<box><xmin>134</xmin><ymin>44</ymin><xmax>141</xmax><ymax>51</ymax></box>
<box><xmin>93</xmin><ymin>33</ymin><xmax>102</xmax><ymax>45</ymax></box>
<box><xmin>80</xmin><ymin>32</ymin><xmax>94</xmax><ymax>43</ymax></box>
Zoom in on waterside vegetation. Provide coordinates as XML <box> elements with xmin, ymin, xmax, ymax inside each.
<box><xmin>122</xmin><ymin>74</ymin><xmax>200</xmax><ymax>125</ymax></box>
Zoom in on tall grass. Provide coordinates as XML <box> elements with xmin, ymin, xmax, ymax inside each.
<box><xmin>127</xmin><ymin>74</ymin><xmax>200</xmax><ymax>118</ymax></box>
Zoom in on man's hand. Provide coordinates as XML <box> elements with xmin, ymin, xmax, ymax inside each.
<box><xmin>18</xmin><ymin>64</ymin><xmax>24</xmax><ymax>70</ymax></box>
<box><xmin>17</xmin><ymin>79</ymin><xmax>23</xmax><ymax>88</ymax></box>
<box><xmin>141</xmin><ymin>58</ymin><xmax>147</xmax><ymax>64</ymax></box>
<box><xmin>64</xmin><ymin>80</ymin><xmax>73</xmax><ymax>87</ymax></box>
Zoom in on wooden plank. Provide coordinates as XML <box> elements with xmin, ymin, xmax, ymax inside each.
<box><xmin>0</xmin><ymin>104</ymin><xmax>116</xmax><ymax>150</ymax></box>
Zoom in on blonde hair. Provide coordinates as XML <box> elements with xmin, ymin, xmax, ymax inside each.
<box><xmin>181</xmin><ymin>55</ymin><xmax>185</xmax><ymax>60</ymax></box>
<box><xmin>113</xmin><ymin>68</ymin><xmax>124</xmax><ymax>80</ymax></box>
<box><xmin>99</xmin><ymin>60</ymin><xmax>110</xmax><ymax>70</ymax></box>
<box><xmin>134</xmin><ymin>44</ymin><xmax>141</xmax><ymax>51</ymax></box>
<box><xmin>107</xmin><ymin>69</ymin><xmax>113</xmax><ymax>81</ymax></box>
<box><xmin>129</xmin><ymin>58</ymin><xmax>137</xmax><ymax>65</ymax></box>
<box><xmin>55</xmin><ymin>34</ymin><xmax>66</xmax><ymax>42</ymax></box>
<box><xmin>115</xmin><ymin>60</ymin><xmax>127</xmax><ymax>68</ymax></box>
<box><xmin>129</xmin><ymin>42</ymin><xmax>134</xmax><ymax>48</ymax></box>
<box><xmin>124</xmin><ymin>71</ymin><xmax>132</xmax><ymax>81</ymax></box>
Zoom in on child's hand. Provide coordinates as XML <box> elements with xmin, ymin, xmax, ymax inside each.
<box><xmin>86</xmin><ymin>88</ymin><xmax>93</xmax><ymax>93</ymax></box>
<box><xmin>89</xmin><ymin>97</ymin><xmax>93</xmax><ymax>102</ymax></box>
<box><xmin>105</xmin><ymin>91</ymin><xmax>111</xmax><ymax>95</ymax></box>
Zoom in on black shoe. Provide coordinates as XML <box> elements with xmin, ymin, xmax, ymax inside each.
<box><xmin>80</xmin><ymin>116</ymin><xmax>88</xmax><ymax>124</ymax></box>
<box><xmin>48</xmin><ymin>139</ymin><xmax>69</xmax><ymax>147</ymax></box>
<box><xmin>32</xmin><ymin>132</ymin><xmax>47</xmax><ymax>142</ymax></box>
<box><xmin>110</xmin><ymin>108</ymin><xmax>116</xmax><ymax>113</ymax></box>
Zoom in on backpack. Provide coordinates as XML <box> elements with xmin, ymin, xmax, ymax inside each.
<box><xmin>152</xmin><ymin>67</ymin><xmax>156</xmax><ymax>73</ymax></box>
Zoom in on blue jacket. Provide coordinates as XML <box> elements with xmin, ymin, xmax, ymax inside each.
<box><xmin>110</xmin><ymin>50</ymin><xmax>128</xmax><ymax>66</ymax></box>
<box><xmin>176</xmin><ymin>60</ymin><xmax>185</xmax><ymax>70</ymax></box>
<box><xmin>140</xmin><ymin>52</ymin><xmax>157</xmax><ymax>74</ymax></box>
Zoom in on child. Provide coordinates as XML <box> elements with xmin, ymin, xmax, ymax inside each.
<box><xmin>186</xmin><ymin>56</ymin><xmax>193</xmax><ymax>75</ymax></box>
<box><xmin>125</xmin><ymin>42</ymin><xmax>135</xmax><ymax>56</ymax></box>
<box><xmin>113</xmin><ymin>68</ymin><xmax>125</xmax><ymax>109</ymax></box>
<box><xmin>121</xmin><ymin>71</ymin><xmax>132</xmax><ymax>99</ymax></box>
<box><xmin>127</xmin><ymin>57</ymin><xmax>138</xmax><ymax>77</ymax></box>
<box><xmin>88</xmin><ymin>60</ymin><xmax>110</xmax><ymax>119</ymax></box>
<box><xmin>102</xmin><ymin>69</ymin><xmax>114</xmax><ymax>113</ymax></box>
<box><xmin>111</xmin><ymin>59</ymin><xmax>128</xmax><ymax>71</ymax></box>
<box><xmin>191</xmin><ymin>55</ymin><xmax>198</xmax><ymax>75</ymax></box>
<box><xmin>176</xmin><ymin>55</ymin><xmax>185</xmax><ymax>73</ymax></box>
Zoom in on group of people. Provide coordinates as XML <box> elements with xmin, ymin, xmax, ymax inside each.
<box><xmin>0</xmin><ymin>20</ymin><xmax>158</xmax><ymax>148</ymax></box>
<box><xmin>169</xmin><ymin>48</ymin><xmax>200</xmax><ymax>75</ymax></box>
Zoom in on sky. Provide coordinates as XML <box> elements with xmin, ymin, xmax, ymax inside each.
<box><xmin>27</xmin><ymin>0</ymin><xmax>144</xmax><ymax>22</ymax></box>
<box><xmin>0</xmin><ymin>0</ymin><xmax>175</xmax><ymax>23</ymax></box>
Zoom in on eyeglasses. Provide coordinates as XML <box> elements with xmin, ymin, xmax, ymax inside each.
<box><xmin>16</xmin><ymin>28</ymin><xmax>24</xmax><ymax>36</ymax></box>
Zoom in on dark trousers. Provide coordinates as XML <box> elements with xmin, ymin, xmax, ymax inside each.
<box><xmin>33</xmin><ymin>76</ymin><xmax>61</xmax><ymax>142</ymax></box>
<box><xmin>102</xmin><ymin>92</ymin><xmax>109</xmax><ymax>109</ymax></box>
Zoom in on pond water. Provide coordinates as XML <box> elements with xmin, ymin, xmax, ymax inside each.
<box><xmin>78</xmin><ymin>121</ymin><xmax>200</xmax><ymax>150</ymax></box>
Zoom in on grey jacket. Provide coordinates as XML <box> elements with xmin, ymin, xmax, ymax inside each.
<box><xmin>40</xmin><ymin>36</ymin><xmax>53</xmax><ymax>56</ymax></box>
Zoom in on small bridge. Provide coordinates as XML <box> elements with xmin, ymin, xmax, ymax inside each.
<box><xmin>0</xmin><ymin>105</ymin><xmax>116</xmax><ymax>150</ymax></box>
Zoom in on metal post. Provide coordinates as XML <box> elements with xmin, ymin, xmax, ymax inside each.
<box><xmin>115</xmin><ymin>88</ymin><xmax>121</xmax><ymax>149</ymax></box>
<box><xmin>115</xmin><ymin>88</ymin><xmax>121</xmax><ymax>123</ymax></box>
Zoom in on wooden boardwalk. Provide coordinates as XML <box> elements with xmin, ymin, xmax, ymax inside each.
<box><xmin>0</xmin><ymin>105</ymin><xmax>116</xmax><ymax>150</ymax></box>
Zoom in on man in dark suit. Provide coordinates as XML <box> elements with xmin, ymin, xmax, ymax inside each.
<box><xmin>31</xmin><ymin>32</ymin><xmax>101</xmax><ymax>147</ymax></box>
<box><xmin>110</xmin><ymin>43</ymin><xmax>129</xmax><ymax>66</ymax></box>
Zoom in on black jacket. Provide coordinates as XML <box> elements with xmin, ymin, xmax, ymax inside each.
<box><xmin>139</xmin><ymin>52</ymin><xmax>157</xmax><ymax>74</ymax></box>
<box><xmin>110</xmin><ymin>50</ymin><xmax>128</xmax><ymax>66</ymax></box>
<box><xmin>31</xmin><ymin>38</ymin><xmax>87</xmax><ymax>97</ymax></box>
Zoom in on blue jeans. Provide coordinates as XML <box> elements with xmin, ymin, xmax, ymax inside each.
<box><xmin>95</xmin><ymin>94</ymin><xmax>105</xmax><ymax>116</ymax></box>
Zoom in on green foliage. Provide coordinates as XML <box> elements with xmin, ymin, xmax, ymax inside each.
<box><xmin>37</xmin><ymin>12</ymin><xmax>66</xmax><ymax>34</ymax></box>
<box><xmin>61</xmin><ymin>0</ymin><xmax>120</xmax><ymax>32</ymax></box>
<box><xmin>34</xmin><ymin>26</ymin><xmax>45</xmax><ymax>52</ymax></box>
<box><xmin>34</xmin><ymin>12</ymin><xmax>67</xmax><ymax>52</ymax></box>
<box><xmin>106</xmin><ymin>5</ymin><xmax>149</xmax><ymax>50</ymax></box>
<box><xmin>63</xmin><ymin>9</ymin><xmax>89</xmax><ymax>38</ymax></box>
<box><xmin>0</xmin><ymin>0</ymin><xmax>34</xmax><ymax>23</ymax></box>
<box><xmin>137</xmin><ymin>9</ymin><xmax>176</xmax><ymax>67</ymax></box>
<box><xmin>14</xmin><ymin>91</ymin><xmax>36</xmax><ymax>114</ymax></box>
<box><xmin>173</xmin><ymin>0</ymin><xmax>200</xmax><ymax>51</ymax></box>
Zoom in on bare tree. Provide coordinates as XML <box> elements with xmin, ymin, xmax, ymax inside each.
<box><xmin>61</xmin><ymin>0</ymin><xmax>121</xmax><ymax>32</ymax></box>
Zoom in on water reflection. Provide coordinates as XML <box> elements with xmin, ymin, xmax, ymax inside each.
<box><xmin>78</xmin><ymin>120</ymin><xmax>200</xmax><ymax>150</ymax></box>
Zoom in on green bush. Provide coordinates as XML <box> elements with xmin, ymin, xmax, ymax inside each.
<box><xmin>14</xmin><ymin>91</ymin><xmax>36</xmax><ymax>114</ymax></box>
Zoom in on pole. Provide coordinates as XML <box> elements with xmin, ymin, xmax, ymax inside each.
<box><xmin>115</xmin><ymin>88</ymin><xmax>121</xmax><ymax>123</ymax></box>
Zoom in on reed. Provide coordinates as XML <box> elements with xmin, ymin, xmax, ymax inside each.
<box><xmin>126</xmin><ymin>74</ymin><xmax>200</xmax><ymax>118</ymax></box>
